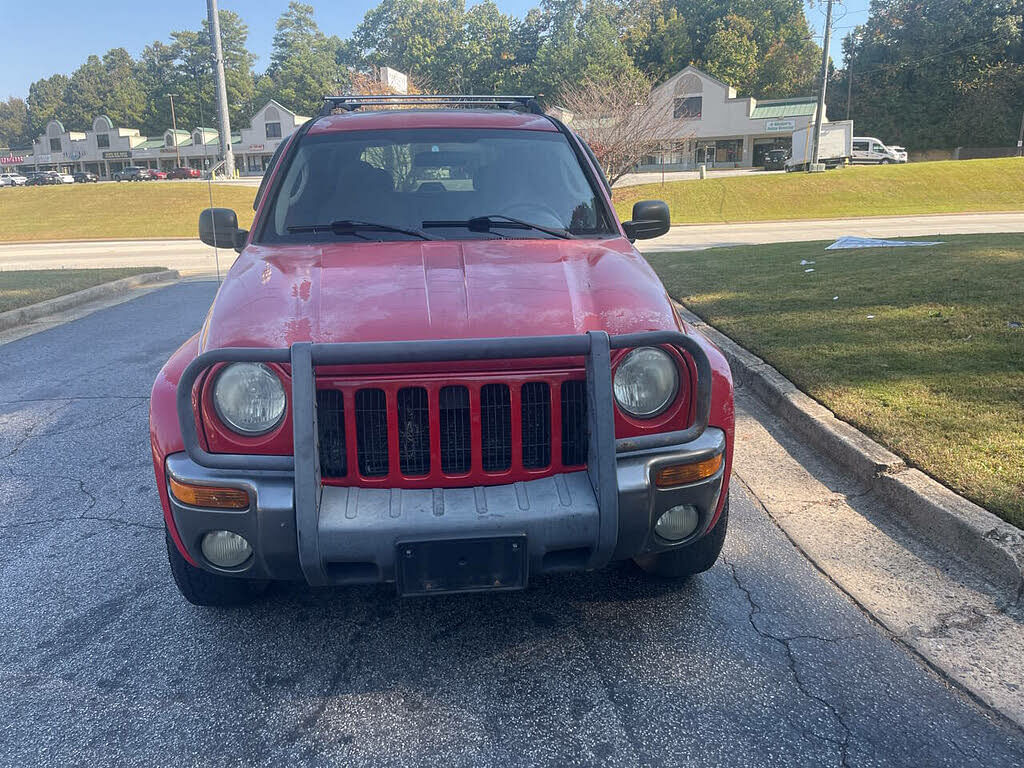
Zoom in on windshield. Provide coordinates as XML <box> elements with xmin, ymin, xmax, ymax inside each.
<box><xmin>260</xmin><ymin>127</ymin><xmax>613</xmax><ymax>242</ymax></box>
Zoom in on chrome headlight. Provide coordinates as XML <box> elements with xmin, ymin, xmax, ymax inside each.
<box><xmin>613</xmin><ymin>347</ymin><xmax>679</xmax><ymax>418</ymax></box>
<box><xmin>213</xmin><ymin>362</ymin><xmax>286</xmax><ymax>435</ymax></box>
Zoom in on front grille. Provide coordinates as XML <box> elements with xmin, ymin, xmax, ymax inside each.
<box><xmin>439</xmin><ymin>385</ymin><xmax>471</xmax><ymax>474</ymax></box>
<box><xmin>316</xmin><ymin>377</ymin><xmax>587</xmax><ymax>483</ymax></box>
<box><xmin>354</xmin><ymin>388</ymin><xmax>388</xmax><ymax>476</ymax></box>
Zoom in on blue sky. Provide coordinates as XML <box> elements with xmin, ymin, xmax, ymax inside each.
<box><xmin>0</xmin><ymin>0</ymin><xmax>868</xmax><ymax>99</ymax></box>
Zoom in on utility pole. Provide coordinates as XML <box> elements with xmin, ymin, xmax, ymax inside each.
<box><xmin>168</xmin><ymin>94</ymin><xmax>181</xmax><ymax>168</ymax></box>
<box><xmin>207</xmin><ymin>0</ymin><xmax>234</xmax><ymax>178</ymax></box>
<box><xmin>810</xmin><ymin>0</ymin><xmax>834</xmax><ymax>170</ymax></box>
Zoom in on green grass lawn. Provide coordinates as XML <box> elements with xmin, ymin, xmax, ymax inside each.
<box><xmin>615</xmin><ymin>158</ymin><xmax>1024</xmax><ymax>224</ymax></box>
<box><xmin>645</xmin><ymin>234</ymin><xmax>1024</xmax><ymax>528</ymax></box>
<box><xmin>0</xmin><ymin>268</ymin><xmax>164</xmax><ymax>313</ymax></box>
<box><xmin>0</xmin><ymin>183</ymin><xmax>257</xmax><ymax>242</ymax></box>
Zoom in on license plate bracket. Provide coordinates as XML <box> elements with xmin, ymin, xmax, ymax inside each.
<box><xmin>395</xmin><ymin>536</ymin><xmax>528</xmax><ymax>596</ymax></box>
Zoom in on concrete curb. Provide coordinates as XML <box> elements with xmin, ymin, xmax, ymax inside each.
<box><xmin>675</xmin><ymin>302</ymin><xmax>1024</xmax><ymax>596</ymax></box>
<box><xmin>0</xmin><ymin>270</ymin><xmax>179</xmax><ymax>332</ymax></box>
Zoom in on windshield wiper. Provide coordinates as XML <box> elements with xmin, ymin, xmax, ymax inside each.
<box><xmin>422</xmin><ymin>214</ymin><xmax>574</xmax><ymax>240</ymax></box>
<box><xmin>287</xmin><ymin>220</ymin><xmax>435</xmax><ymax>240</ymax></box>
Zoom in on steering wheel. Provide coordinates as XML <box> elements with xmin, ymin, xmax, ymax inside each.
<box><xmin>498</xmin><ymin>201</ymin><xmax>565</xmax><ymax>229</ymax></box>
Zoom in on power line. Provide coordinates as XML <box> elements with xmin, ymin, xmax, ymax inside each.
<box><xmin>848</xmin><ymin>33</ymin><xmax>1011</xmax><ymax>76</ymax></box>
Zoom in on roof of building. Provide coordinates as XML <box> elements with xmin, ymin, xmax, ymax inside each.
<box><xmin>134</xmin><ymin>138</ymin><xmax>165</xmax><ymax>150</ymax></box>
<box><xmin>749</xmin><ymin>98</ymin><xmax>818</xmax><ymax>119</ymax></box>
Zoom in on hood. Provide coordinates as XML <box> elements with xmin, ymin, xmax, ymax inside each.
<box><xmin>199</xmin><ymin>238</ymin><xmax>678</xmax><ymax>351</ymax></box>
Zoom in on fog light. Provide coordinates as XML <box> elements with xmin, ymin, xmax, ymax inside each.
<box><xmin>655</xmin><ymin>505</ymin><xmax>700</xmax><ymax>542</ymax></box>
<box><xmin>201</xmin><ymin>530</ymin><xmax>252</xmax><ymax>568</ymax></box>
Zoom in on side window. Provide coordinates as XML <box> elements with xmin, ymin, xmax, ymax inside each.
<box><xmin>577</xmin><ymin>136</ymin><xmax>611</xmax><ymax>196</ymax></box>
<box><xmin>673</xmin><ymin>96</ymin><xmax>702</xmax><ymax>119</ymax></box>
<box><xmin>872</xmin><ymin>143</ymin><xmax>884</xmax><ymax>153</ymax></box>
<box><xmin>253</xmin><ymin>138</ymin><xmax>290</xmax><ymax>211</ymax></box>
<box><xmin>853</xmin><ymin>141</ymin><xmax>869</xmax><ymax>152</ymax></box>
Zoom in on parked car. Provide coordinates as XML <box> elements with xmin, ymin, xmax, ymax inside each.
<box><xmin>73</xmin><ymin>171</ymin><xmax>99</xmax><ymax>183</ymax></box>
<box><xmin>57</xmin><ymin>171</ymin><xmax>75</xmax><ymax>184</ymax></box>
<box><xmin>889</xmin><ymin>145</ymin><xmax>909</xmax><ymax>163</ymax></box>
<box><xmin>0</xmin><ymin>172</ymin><xmax>28</xmax><ymax>187</ymax></box>
<box><xmin>851</xmin><ymin>137</ymin><xmax>902</xmax><ymax>164</ymax></box>
<box><xmin>167</xmin><ymin>166</ymin><xmax>202</xmax><ymax>179</ymax></box>
<box><xmin>25</xmin><ymin>171</ymin><xmax>62</xmax><ymax>186</ymax></box>
<box><xmin>113</xmin><ymin>166</ymin><xmax>153</xmax><ymax>182</ymax></box>
<box><xmin>762</xmin><ymin>148</ymin><xmax>789</xmax><ymax>171</ymax></box>
<box><xmin>151</xmin><ymin>94</ymin><xmax>735</xmax><ymax>607</ymax></box>
<box><xmin>151</xmin><ymin>170</ymin><xmax>168</xmax><ymax>180</ymax></box>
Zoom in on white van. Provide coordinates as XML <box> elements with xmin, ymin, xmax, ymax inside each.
<box><xmin>852</xmin><ymin>137</ymin><xmax>902</xmax><ymax>164</ymax></box>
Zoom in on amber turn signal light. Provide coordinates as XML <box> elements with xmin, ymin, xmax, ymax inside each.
<box><xmin>169</xmin><ymin>477</ymin><xmax>250</xmax><ymax>509</ymax></box>
<box><xmin>655</xmin><ymin>454</ymin><xmax>723</xmax><ymax>488</ymax></box>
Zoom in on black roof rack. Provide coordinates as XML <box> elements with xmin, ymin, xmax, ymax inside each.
<box><xmin>319</xmin><ymin>94</ymin><xmax>544</xmax><ymax>116</ymax></box>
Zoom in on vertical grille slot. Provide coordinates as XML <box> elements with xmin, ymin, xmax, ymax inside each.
<box><xmin>561</xmin><ymin>380</ymin><xmax>588</xmax><ymax>466</ymax></box>
<box><xmin>480</xmin><ymin>383</ymin><xmax>511</xmax><ymax>472</ymax></box>
<box><xmin>397</xmin><ymin>387</ymin><xmax>430</xmax><ymax>476</ymax></box>
<box><xmin>316</xmin><ymin>389</ymin><xmax>347</xmax><ymax>478</ymax></box>
<box><xmin>521</xmin><ymin>382</ymin><xmax>551</xmax><ymax>469</ymax></box>
<box><xmin>355</xmin><ymin>388</ymin><xmax>389</xmax><ymax>476</ymax></box>
<box><xmin>439</xmin><ymin>385</ymin><xmax>471</xmax><ymax>474</ymax></box>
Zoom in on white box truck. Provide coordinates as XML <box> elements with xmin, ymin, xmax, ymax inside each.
<box><xmin>786</xmin><ymin>120</ymin><xmax>853</xmax><ymax>171</ymax></box>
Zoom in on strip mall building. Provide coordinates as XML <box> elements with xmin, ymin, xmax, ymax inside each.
<box><xmin>3</xmin><ymin>100</ymin><xmax>308</xmax><ymax>178</ymax></box>
<box><xmin>639</xmin><ymin>65</ymin><xmax>825</xmax><ymax>170</ymax></box>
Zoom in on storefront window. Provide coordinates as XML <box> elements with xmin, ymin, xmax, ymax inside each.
<box><xmin>717</xmin><ymin>139</ymin><xmax>743</xmax><ymax>163</ymax></box>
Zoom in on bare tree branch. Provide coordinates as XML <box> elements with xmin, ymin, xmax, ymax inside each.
<box><xmin>556</xmin><ymin>73</ymin><xmax>688</xmax><ymax>186</ymax></box>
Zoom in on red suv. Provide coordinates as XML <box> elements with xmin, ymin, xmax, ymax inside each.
<box><xmin>150</xmin><ymin>95</ymin><xmax>734</xmax><ymax>606</ymax></box>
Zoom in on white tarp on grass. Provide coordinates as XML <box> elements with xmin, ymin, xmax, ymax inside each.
<box><xmin>826</xmin><ymin>236</ymin><xmax>945</xmax><ymax>250</ymax></box>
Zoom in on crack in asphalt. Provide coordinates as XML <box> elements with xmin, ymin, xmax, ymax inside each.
<box><xmin>723</xmin><ymin>555</ymin><xmax>855</xmax><ymax>767</ymax></box>
<box><xmin>0</xmin><ymin>400</ymin><xmax>74</xmax><ymax>461</ymax></box>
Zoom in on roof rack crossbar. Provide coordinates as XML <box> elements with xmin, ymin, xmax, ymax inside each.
<box><xmin>319</xmin><ymin>94</ymin><xmax>543</xmax><ymax>116</ymax></box>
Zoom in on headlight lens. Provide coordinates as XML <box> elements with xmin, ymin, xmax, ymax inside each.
<box><xmin>613</xmin><ymin>347</ymin><xmax>679</xmax><ymax>418</ymax></box>
<box><xmin>213</xmin><ymin>362</ymin><xmax>286</xmax><ymax>435</ymax></box>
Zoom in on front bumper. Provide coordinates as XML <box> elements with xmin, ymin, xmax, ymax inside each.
<box><xmin>171</xmin><ymin>329</ymin><xmax>722</xmax><ymax>588</ymax></box>
<box><xmin>166</xmin><ymin>426</ymin><xmax>726</xmax><ymax>585</ymax></box>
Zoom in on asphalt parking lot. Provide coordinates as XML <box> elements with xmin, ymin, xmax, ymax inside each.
<box><xmin>1</xmin><ymin>280</ymin><xmax>1022</xmax><ymax>767</ymax></box>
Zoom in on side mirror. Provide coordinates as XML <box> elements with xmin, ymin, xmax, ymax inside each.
<box><xmin>622</xmin><ymin>200</ymin><xmax>670</xmax><ymax>241</ymax></box>
<box><xmin>199</xmin><ymin>208</ymin><xmax>247</xmax><ymax>252</ymax></box>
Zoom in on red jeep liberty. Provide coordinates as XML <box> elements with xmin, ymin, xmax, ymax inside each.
<box><xmin>149</xmin><ymin>95</ymin><xmax>734</xmax><ymax>606</ymax></box>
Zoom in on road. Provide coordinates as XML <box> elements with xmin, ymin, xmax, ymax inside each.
<box><xmin>635</xmin><ymin>211</ymin><xmax>1024</xmax><ymax>252</ymax></box>
<box><xmin>2</xmin><ymin>212</ymin><xmax>1021</xmax><ymax>275</ymax></box>
<box><xmin>1</xmin><ymin>281</ymin><xmax>1022</xmax><ymax>767</ymax></box>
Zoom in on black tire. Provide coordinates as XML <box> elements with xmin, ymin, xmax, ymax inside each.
<box><xmin>881</xmin><ymin>158</ymin><xmax>892</xmax><ymax>165</ymax></box>
<box><xmin>165</xmin><ymin>528</ymin><xmax>267</xmax><ymax>607</ymax></box>
<box><xmin>634</xmin><ymin>500</ymin><xmax>729</xmax><ymax>580</ymax></box>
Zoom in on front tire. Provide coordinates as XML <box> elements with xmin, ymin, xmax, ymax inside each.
<box><xmin>165</xmin><ymin>528</ymin><xmax>267</xmax><ymax>607</ymax></box>
<box><xmin>635</xmin><ymin>500</ymin><xmax>729</xmax><ymax>579</ymax></box>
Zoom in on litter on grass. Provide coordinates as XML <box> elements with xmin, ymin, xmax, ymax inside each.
<box><xmin>826</xmin><ymin>236</ymin><xmax>944</xmax><ymax>250</ymax></box>
<box><xmin>800</xmin><ymin>259</ymin><xmax>816</xmax><ymax>265</ymax></box>
<box><xmin>804</xmin><ymin>268</ymin><xmax>815</xmax><ymax>273</ymax></box>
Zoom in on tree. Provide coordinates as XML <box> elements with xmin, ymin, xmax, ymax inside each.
<box><xmin>26</xmin><ymin>74</ymin><xmax>70</xmax><ymax>135</ymax></box>
<box><xmin>559</xmin><ymin>70</ymin><xmax>665</xmax><ymax>184</ymax></box>
<box><xmin>832</xmin><ymin>0</ymin><xmax>1024</xmax><ymax>149</ymax></box>
<box><xmin>461</xmin><ymin>2</ymin><xmax>516</xmax><ymax>92</ymax></box>
<box><xmin>703</xmin><ymin>14</ymin><xmax>759</xmax><ymax>88</ymax></box>
<box><xmin>354</xmin><ymin>0</ymin><xmax>466</xmax><ymax>91</ymax></box>
<box><xmin>0</xmin><ymin>98</ymin><xmax>32</xmax><ymax>147</ymax></box>
<box><xmin>260</xmin><ymin>2</ymin><xmax>346</xmax><ymax>115</ymax></box>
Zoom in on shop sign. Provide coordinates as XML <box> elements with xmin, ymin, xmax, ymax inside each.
<box><xmin>103</xmin><ymin>150</ymin><xmax>132</xmax><ymax>159</ymax></box>
<box><xmin>765</xmin><ymin>119</ymin><xmax>796</xmax><ymax>133</ymax></box>
<box><xmin>248</xmin><ymin>144</ymin><xmax>264</xmax><ymax>151</ymax></box>
<box><xmin>63</xmin><ymin>151</ymin><xmax>82</xmax><ymax>160</ymax></box>
<box><xmin>0</xmin><ymin>155</ymin><xmax>25</xmax><ymax>165</ymax></box>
